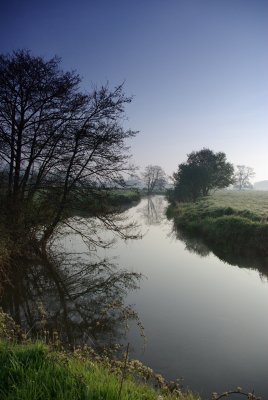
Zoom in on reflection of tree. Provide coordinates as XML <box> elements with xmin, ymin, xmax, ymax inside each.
<box><xmin>0</xmin><ymin>186</ymin><xmax>142</xmax><ymax>349</ymax></box>
<box><xmin>172</xmin><ymin>224</ymin><xmax>268</xmax><ymax>279</ymax></box>
<box><xmin>142</xmin><ymin>165</ymin><xmax>167</xmax><ymax>194</ymax></box>
<box><xmin>174</xmin><ymin>229</ymin><xmax>210</xmax><ymax>257</ymax></box>
<box><xmin>0</xmin><ymin>249</ymin><xmax>141</xmax><ymax>349</ymax></box>
<box><xmin>141</xmin><ymin>196</ymin><xmax>166</xmax><ymax>226</ymax></box>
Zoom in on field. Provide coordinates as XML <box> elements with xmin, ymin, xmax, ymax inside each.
<box><xmin>203</xmin><ymin>190</ymin><xmax>268</xmax><ymax>219</ymax></box>
<box><xmin>168</xmin><ymin>190</ymin><xmax>268</xmax><ymax>256</ymax></box>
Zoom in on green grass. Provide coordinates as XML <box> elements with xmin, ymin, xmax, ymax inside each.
<box><xmin>202</xmin><ymin>190</ymin><xmax>268</xmax><ymax>219</ymax></box>
<box><xmin>168</xmin><ymin>190</ymin><xmax>268</xmax><ymax>255</ymax></box>
<box><xmin>71</xmin><ymin>188</ymin><xmax>141</xmax><ymax>216</ymax></box>
<box><xmin>105</xmin><ymin>189</ymin><xmax>141</xmax><ymax>206</ymax></box>
<box><xmin>0</xmin><ymin>340</ymin><xmax>199</xmax><ymax>400</ymax></box>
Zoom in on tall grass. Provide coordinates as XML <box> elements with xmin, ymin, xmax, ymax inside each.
<box><xmin>0</xmin><ymin>340</ymin><xmax>199</xmax><ymax>400</ymax></box>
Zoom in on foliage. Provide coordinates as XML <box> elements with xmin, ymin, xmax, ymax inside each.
<box><xmin>0</xmin><ymin>338</ymin><xmax>199</xmax><ymax>400</ymax></box>
<box><xmin>170</xmin><ymin>149</ymin><xmax>234</xmax><ymax>202</ymax></box>
<box><xmin>0</xmin><ymin>309</ymin><xmax>22</xmax><ymax>340</ymax></box>
<box><xmin>0</xmin><ymin>50</ymin><xmax>137</xmax><ymax>248</ymax></box>
<box><xmin>66</xmin><ymin>188</ymin><xmax>141</xmax><ymax>217</ymax></box>
<box><xmin>142</xmin><ymin>165</ymin><xmax>167</xmax><ymax>194</ymax></box>
<box><xmin>0</xmin><ymin>48</ymin><xmax>141</xmax><ymax>363</ymax></box>
<box><xmin>0</xmin><ymin>341</ymin><xmax>260</xmax><ymax>400</ymax></box>
<box><xmin>0</xmin><ymin>310</ymin><xmax>261</xmax><ymax>400</ymax></box>
<box><xmin>100</xmin><ymin>189</ymin><xmax>141</xmax><ymax>207</ymax></box>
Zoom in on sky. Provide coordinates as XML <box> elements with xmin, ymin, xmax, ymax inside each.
<box><xmin>1</xmin><ymin>0</ymin><xmax>268</xmax><ymax>182</ymax></box>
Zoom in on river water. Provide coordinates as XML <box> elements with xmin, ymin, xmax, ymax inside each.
<box><xmin>2</xmin><ymin>195</ymin><xmax>268</xmax><ymax>398</ymax></box>
<box><xmin>98</xmin><ymin>196</ymin><xmax>268</xmax><ymax>398</ymax></box>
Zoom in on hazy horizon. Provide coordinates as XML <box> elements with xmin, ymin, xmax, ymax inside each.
<box><xmin>1</xmin><ymin>0</ymin><xmax>267</xmax><ymax>181</ymax></box>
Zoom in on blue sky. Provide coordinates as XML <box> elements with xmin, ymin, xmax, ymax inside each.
<box><xmin>1</xmin><ymin>0</ymin><xmax>268</xmax><ymax>181</ymax></box>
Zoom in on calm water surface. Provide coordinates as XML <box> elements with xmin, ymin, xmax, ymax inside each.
<box><xmin>94</xmin><ymin>196</ymin><xmax>268</xmax><ymax>398</ymax></box>
<box><xmin>3</xmin><ymin>195</ymin><xmax>268</xmax><ymax>398</ymax></box>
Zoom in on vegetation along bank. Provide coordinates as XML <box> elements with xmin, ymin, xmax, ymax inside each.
<box><xmin>0</xmin><ymin>309</ymin><xmax>261</xmax><ymax>400</ymax></box>
<box><xmin>167</xmin><ymin>191</ymin><xmax>268</xmax><ymax>257</ymax></box>
<box><xmin>0</xmin><ymin>309</ymin><xmax>198</xmax><ymax>400</ymax></box>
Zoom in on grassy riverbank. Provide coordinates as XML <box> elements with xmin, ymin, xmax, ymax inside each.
<box><xmin>67</xmin><ymin>188</ymin><xmax>141</xmax><ymax>216</ymax></box>
<box><xmin>167</xmin><ymin>191</ymin><xmax>268</xmax><ymax>256</ymax></box>
<box><xmin>200</xmin><ymin>190</ymin><xmax>268</xmax><ymax>218</ymax></box>
<box><xmin>0</xmin><ymin>340</ymin><xmax>199</xmax><ymax>400</ymax></box>
<box><xmin>104</xmin><ymin>189</ymin><xmax>141</xmax><ymax>206</ymax></box>
<box><xmin>0</xmin><ymin>308</ymin><xmax>199</xmax><ymax>400</ymax></box>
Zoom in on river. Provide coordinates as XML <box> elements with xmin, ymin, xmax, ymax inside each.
<box><xmin>2</xmin><ymin>195</ymin><xmax>268</xmax><ymax>398</ymax></box>
<box><xmin>97</xmin><ymin>195</ymin><xmax>268</xmax><ymax>398</ymax></box>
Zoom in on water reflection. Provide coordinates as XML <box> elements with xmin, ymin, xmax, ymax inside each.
<box><xmin>88</xmin><ymin>194</ymin><xmax>268</xmax><ymax>293</ymax></box>
<box><xmin>121</xmin><ymin>196</ymin><xmax>268</xmax><ymax>398</ymax></box>
<box><xmin>2</xmin><ymin>195</ymin><xmax>268</xmax><ymax>398</ymax></box>
<box><xmin>139</xmin><ymin>196</ymin><xmax>268</xmax><ymax>279</ymax></box>
<box><xmin>0</xmin><ymin>249</ymin><xmax>141</xmax><ymax>348</ymax></box>
<box><xmin>140</xmin><ymin>195</ymin><xmax>268</xmax><ymax>278</ymax></box>
<box><xmin>140</xmin><ymin>196</ymin><xmax>166</xmax><ymax>225</ymax></box>
<box><xmin>172</xmin><ymin>224</ymin><xmax>268</xmax><ymax>279</ymax></box>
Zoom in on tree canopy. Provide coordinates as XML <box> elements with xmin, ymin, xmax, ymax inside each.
<box><xmin>0</xmin><ymin>50</ymin><xmax>137</xmax><ymax>247</ymax></box>
<box><xmin>170</xmin><ymin>148</ymin><xmax>234</xmax><ymax>202</ymax></box>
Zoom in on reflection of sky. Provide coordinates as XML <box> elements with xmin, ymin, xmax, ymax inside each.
<box><xmin>70</xmin><ymin>196</ymin><xmax>268</xmax><ymax>398</ymax></box>
<box><xmin>1</xmin><ymin>1</ymin><xmax>267</xmax><ymax>181</ymax></box>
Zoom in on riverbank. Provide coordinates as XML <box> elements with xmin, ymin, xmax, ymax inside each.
<box><xmin>167</xmin><ymin>191</ymin><xmax>268</xmax><ymax>257</ymax></box>
<box><xmin>63</xmin><ymin>188</ymin><xmax>142</xmax><ymax>217</ymax></box>
<box><xmin>0</xmin><ymin>308</ymin><xmax>199</xmax><ymax>400</ymax></box>
<box><xmin>0</xmin><ymin>340</ymin><xmax>201</xmax><ymax>400</ymax></box>
<box><xmin>0</xmin><ymin>196</ymin><xmax>266</xmax><ymax>399</ymax></box>
<box><xmin>0</xmin><ymin>308</ymin><xmax>198</xmax><ymax>400</ymax></box>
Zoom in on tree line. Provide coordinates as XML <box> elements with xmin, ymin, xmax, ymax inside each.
<box><xmin>0</xmin><ymin>49</ymin><xmax>256</xmax><ymax>241</ymax></box>
<box><xmin>139</xmin><ymin>156</ymin><xmax>255</xmax><ymax>200</ymax></box>
<box><xmin>167</xmin><ymin>149</ymin><xmax>255</xmax><ymax>203</ymax></box>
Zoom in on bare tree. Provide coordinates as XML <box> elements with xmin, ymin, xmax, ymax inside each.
<box><xmin>233</xmin><ymin>165</ymin><xmax>255</xmax><ymax>190</ymax></box>
<box><xmin>0</xmin><ymin>50</ymin><xmax>138</xmax><ymax>249</ymax></box>
<box><xmin>142</xmin><ymin>165</ymin><xmax>167</xmax><ymax>195</ymax></box>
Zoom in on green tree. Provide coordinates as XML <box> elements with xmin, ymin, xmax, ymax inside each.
<box><xmin>171</xmin><ymin>148</ymin><xmax>234</xmax><ymax>202</ymax></box>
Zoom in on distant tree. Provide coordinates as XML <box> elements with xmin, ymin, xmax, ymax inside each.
<box><xmin>142</xmin><ymin>165</ymin><xmax>167</xmax><ymax>194</ymax></box>
<box><xmin>170</xmin><ymin>148</ymin><xmax>234</xmax><ymax>202</ymax></box>
<box><xmin>0</xmin><ymin>50</ymin><xmax>137</xmax><ymax>247</ymax></box>
<box><xmin>233</xmin><ymin>165</ymin><xmax>255</xmax><ymax>190</ymax></box>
